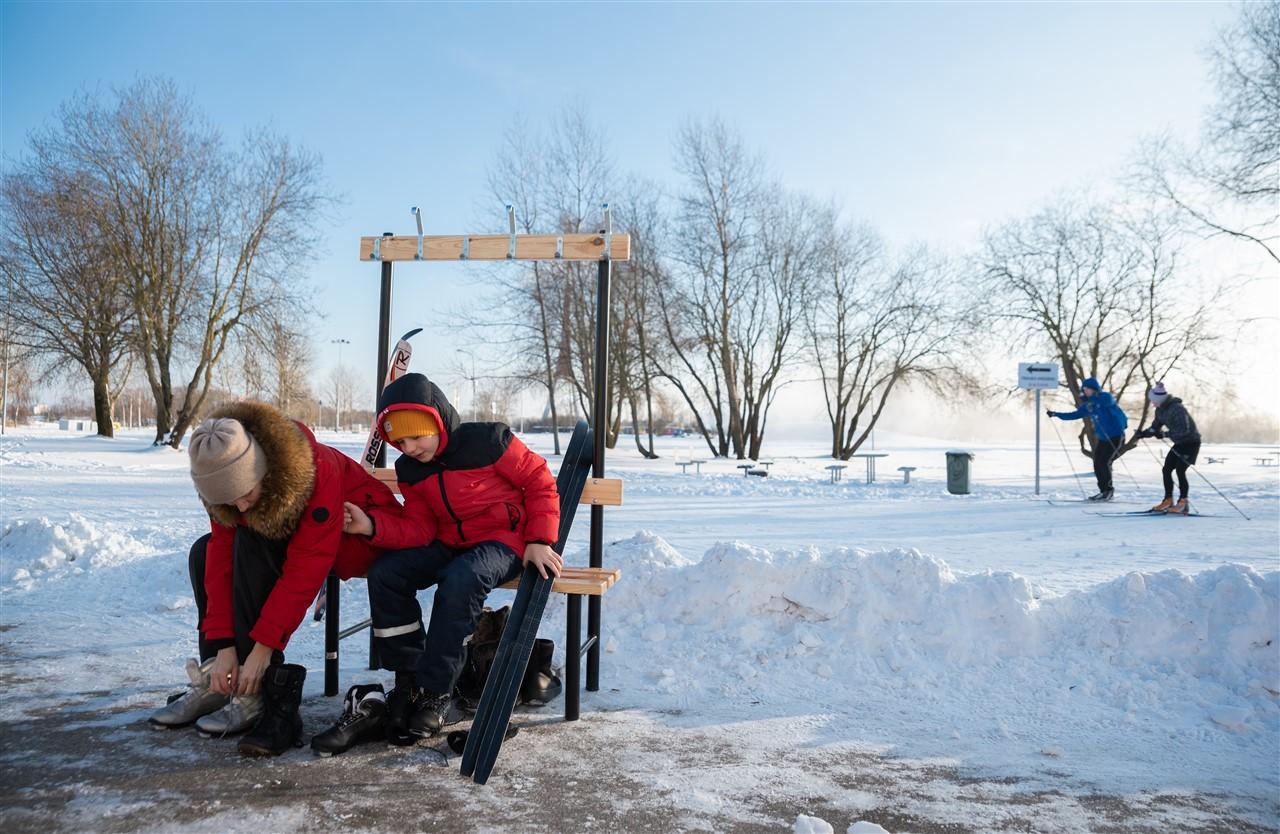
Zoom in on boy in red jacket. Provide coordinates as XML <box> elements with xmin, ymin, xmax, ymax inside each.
<box><xmin>149</xmin><ymin>401</ymin><xmax>400</xmax><ymax>757</ymax></box>
<box><xmin>341</xmin><ymin>373</ymin><xmax>562</xmax><ymax>744</ymax></box>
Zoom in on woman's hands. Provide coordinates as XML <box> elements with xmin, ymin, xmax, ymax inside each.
<box><xmin>209</xmin><ymin>646</ymin><xmax>238</xmax><ymax>696</ymax></box>
<box><xmin>343</xmin><ymin>501</ymin><xmax>373</xmax><ymax>536</ymax></box>
<box><xmin>237</xmin><ymin>642</ymin><xmax>275</xmax><ymax>696</ymax></box>
<box><xmin>208</xmin><ymin>643</ymin><xmax>276</xmax><ymax>696</ymax></box>
<box><xmin>523</xmin><ymin>543</ymin><xmax>563</xmax><ymax>579</ymax></box>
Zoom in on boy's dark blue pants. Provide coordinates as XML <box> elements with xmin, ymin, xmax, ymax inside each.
<box><xmin>366</xmin><ymin>540</ymin><xmax>522</xmax><ymax>696</ymax></box>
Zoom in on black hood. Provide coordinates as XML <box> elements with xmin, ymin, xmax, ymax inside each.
<box><xmin>377</xmin><ymin>373</ymin><xmax>462</xmax><ymax>436</ymax></box>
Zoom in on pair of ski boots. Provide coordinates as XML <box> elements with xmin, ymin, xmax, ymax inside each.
<box><xmin>310</xmin><ymin>676</ymin><xmax>451</xmax><ymax>757</ymax></box>
<box><xmin>149</xmin><ymin>657</ymin><xmax>306</xmax><ymax>756</ymax></box>
<box><xmin>1150</xmin><ymin>497</ymin><xmax>1189</xmax><ymax>515</ymax></box>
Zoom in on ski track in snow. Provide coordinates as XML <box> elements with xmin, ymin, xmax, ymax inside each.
<box><xmin>1</xmin><ymin>425</ymin><xmax>1277</xmax><ymax>831</ymax></box>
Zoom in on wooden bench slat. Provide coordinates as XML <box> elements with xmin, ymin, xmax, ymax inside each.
<box><xmin>497</xmin><ymin>567</ymin><xmax>620</xmax><ymax>596</ymax></box>
<box><xmin>372</xmin><ymin>468</ymin><xmax>622</xmax><ymax>506</ymax></box>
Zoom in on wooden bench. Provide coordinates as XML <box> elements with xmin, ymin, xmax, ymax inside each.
<box><xmin>825</xmin><ymin>463</ymin><xmax>847</xmax><ymax>483</ymax></box>
<box><xmin>323</xmin><ymin>463</ymin><xmax>623</xmax><ymax>722</ymax></box>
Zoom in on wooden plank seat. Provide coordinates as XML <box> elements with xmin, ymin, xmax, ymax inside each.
<box><xmin>323</xmin><ymin>461</ymin><xmax>623</xmax><ymax>722</ymax></box>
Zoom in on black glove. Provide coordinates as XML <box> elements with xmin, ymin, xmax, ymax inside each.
<box><xmin>1045</xmin><ymin>409</ymin><xmax>1057</xmax><ymax>418</ymax></box>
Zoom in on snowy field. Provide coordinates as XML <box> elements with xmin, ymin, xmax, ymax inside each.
<box><xmin>1</xmin><ymin>423</ymin><xmax>1277</xmax><ymax>833</ymax></box>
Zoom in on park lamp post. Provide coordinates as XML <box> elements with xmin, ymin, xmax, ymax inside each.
<box><xmin>331</xmin><ymin>338</ymin><xmax>350</xmax><ymax>432</ymax></box>
<box><xmin>458</xmin><ymin>348</ymin><xmax>479</xmax><ymax>422</ymax></box>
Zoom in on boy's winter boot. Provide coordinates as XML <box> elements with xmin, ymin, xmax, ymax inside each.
<box><xmin>310</xmin><ymin>683</ymin><xmax>386</xmax><ymax>757</ymax></box>
<box><xmin>386</xmin><ymin>671</ymin><xmax>427</xmax><ymax>746</ymax></box>
<box><xmin>195</xmin><ymin>694</ymin><xmax>263</xmax><ymax>737</ymax></box>
<box><xmin>408</xmin><ymin>691</ymin><xmax>454</xmax><ymax>738</ymax></box>
<box><xmin>520</xmin><ymin>638</ymin><xmax>562</xmax><ymax>706</ymax></box>
<box><xmin>1101</xmin><ymin>489</ymin><xmax>1115</xmax><ymax>502</ymax></box>
<box><xmin>238</xmin><ymin>664</ymin><xmax>306</xmax><ymax>757</ymax></box>
<box><xmin>1166</xmin><ymin>498</ymin><xmax>1189</xmax><ymax>515</ymax></box>
<box><xmin>149</xmin><ymin>657</ymin><xmax>229</xmax><ymax>729</ymax></box>
<box><xmin>1151</xmin><ymin>497</ymin><xmax>1174</xmax><ymax>512</ymax></box>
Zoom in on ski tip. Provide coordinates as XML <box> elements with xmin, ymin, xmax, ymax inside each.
<box><xmin>400</xmin><ymin>327</ymin><xmax>424</xmax><ymax>341</ymax></box>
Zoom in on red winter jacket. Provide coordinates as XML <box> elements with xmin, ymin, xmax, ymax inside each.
<box><xmin>365</xmin><ymin>373</ymin><xmax>560</xmax><ymax>556</ymax></box>
<box><xmin>199</xmin><ymin>402</ymin><xmax>401</xmax><ymax>651</ymax></box>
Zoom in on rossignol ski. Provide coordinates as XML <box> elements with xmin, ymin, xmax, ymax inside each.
<box><xmin>360</xmin><ymin>327</ymin><xmax>423</xmax><ymax>471</ymax></box>
<box><xmin>314</xmin><ymin>327</ymin><xmax>421</xmax><ymax>622</ymax></box>
<box><xmin>461</xmin><ymin>420</ymin><xmax>594</xmax><ymax>784</ymax></box>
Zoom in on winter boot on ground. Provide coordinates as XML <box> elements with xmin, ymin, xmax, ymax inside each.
<box><xmin>1166</xmin><ymin>498</ymin><xmax>1189</xmax><ymax>515</ymax></box>
<box><xmin>407</xmin><ymin>691</ymin><xmax>454</xmax><ymax>738</ymax></box>
<box><xmin>195</xmin><ymin>694</ymin><xmax>263</xmax><ymax>737</ymax></box>
<box><xmin>1150</xmin><ymin>497</ymin><xmax>1174</xmax><ymax>512</ymax></box>
<box><xmin>238</xmin><ymin>663</ymin><xmax>306</xmax><ymax>757</ymax></box>
<box><xmin>149</xmin><ymin>657</ymin><xmax>229</xmax><ymax>729</ymax></box>
<box><xmin>386</xmin><ymin>671</ymin><xmax>428</xmax><ymax>746</ymax></box>
<box><xmin>1087</xmin><ymin>490</ymin><xmax>1114</xmax><ymax>502</ymax></box>
<box><xmin>311</xmin><ymin>683</ymin><xmax>386</xmax><ymax>757</ymax></box>
<box><xmin>520</xmin><ymin>638</ymin><xmax>562</xmax><ymax>706</ymax></box>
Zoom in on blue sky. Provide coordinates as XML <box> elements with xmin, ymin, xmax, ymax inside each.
<box><xmin>3</xmin><ymin>1</ymin><xmax>1251</xmax><ymax>416</ymax></box>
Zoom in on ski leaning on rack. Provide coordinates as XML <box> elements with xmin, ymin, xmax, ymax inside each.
<box><xmin>460</xmin><ymin>420</ymin><xmax>595</xmax><ymax>785</ymax></box>
<box><xmin>314</xmin><ymin>327</ymin><xmax>421</xmax><ymax>623</ymax></box>
<box><xmin>359</xmin><ymin>327</ymin><xmax>422</xmax><ymax>471</ymax></box>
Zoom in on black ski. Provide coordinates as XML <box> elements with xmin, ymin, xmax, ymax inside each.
<box><xmin>1087</xmin><ymin>509</ymin><xmax>1220</xmax><ymax>518</ymax></box>
<box><xmin>460</xmin><ymin>420</ymin><xmax>594</xmax><ymax>784</ymax></box>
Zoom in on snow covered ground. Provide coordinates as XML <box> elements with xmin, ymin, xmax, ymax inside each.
<box><xmin>1</xmin><ymin>423</ymin><xmax>1277</xmax><ymax>833</ymax></box>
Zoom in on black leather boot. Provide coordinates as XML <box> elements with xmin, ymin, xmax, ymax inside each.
<box><xmin>310</xmin><ymin>683</ymin><xmax>386</xmax><ymax>757</ymax></box>
<box><xmin>238</xmin><ymin>664</ymin><xmax>306</xmax><ymax>757</ymax></box>
<box><xmin>520</xmin><ymin>638</ymin><xmax>562</xmax><ymax>706</ymax></box>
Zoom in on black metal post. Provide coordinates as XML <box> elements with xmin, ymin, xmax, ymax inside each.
<box><xmin>369</xmin><ymin>232</ymin><xmax>394</xmax><ymax>671</ymax></box>
<box><xmin>324</xmin><ymin>572</ymin><xmax>339</xmax><ymax>695</ymax></box>
<box><xmin>565</xmin><ymin>593</ymin><xmax>582</xmax><ymax>721</ymax></box>
<box><xmin>587</xmin><ymin>256</ymin><xmax>610</xmax><ymax>692</ymax></box>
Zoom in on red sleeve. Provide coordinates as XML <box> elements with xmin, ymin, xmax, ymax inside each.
<box><xmin>495</xmin><ymin>434</ymin><xmax>560</xmax><ymax>548</ymax></box>
<box><xmin>368</xmin><ymin>482</ymin><xmax>437</xmax><ymax>550</ymax></box>
<box><xmin>249</xmin><ymin>456</ymin><xmax>342</xmax><ymax>651</ymax></box>
<box><xmin>201</xmin><ymin>520</ymin><xmax>236</xmax><ymax>642</ymax></box>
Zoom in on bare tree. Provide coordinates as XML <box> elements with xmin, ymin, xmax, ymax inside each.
<box><xmin>1137</xmin><ymin>1</ymin><xmax>1279</xmax><ymax>262</ymax></box>
<box><xmin>34</xmin><ymin>79</ymin><xmax>328</xmax><ymax>447</ymax></box>
<box><xmin>808</xmin><ymin>213</ymin><xmax>963</xmax><ymax>459</ymax></box>
<box><xmin>981</xmin><ymin>198</ymin><xmax>1218</xmax><ymax>457</ymax></box>
<box><xmin>0</xmin><ymin>170</ymin><xmax>132</xmax><ymax>436</ymax></box>
<box><xmin>325</xmin><ymin>363</ymin><xmax>359</xmax><ymax>431</ymax></box>
<box><xmin>659</xmin><ymin>120</ymin><xmax>816</xmax><ymax>459</ymax></box>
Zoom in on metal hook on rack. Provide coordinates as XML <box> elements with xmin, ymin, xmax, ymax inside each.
<box><xmin>506</xmin><ymin>205</ymin><xmax>517</xmax><ymax>259</ymax></box>
<box><xmin>411</xmin><ymin>206</ymin><xmax>424</xmax><ymax>260</ymax></box>
<box><xmin>601</xmin><ymin>203</ymin><xmax>612</xmax><ymax>259</ymax></box>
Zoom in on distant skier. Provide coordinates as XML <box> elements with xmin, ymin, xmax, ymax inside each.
<box><xmin>1046</xmin><ymin>376</ymin><xmax>1129</xmax><ymax>501</ymax></box>
<box><xmin>1133</xmin><ymin>382</ymin><xmax>1201</xmax><ymax>514</ymax></box>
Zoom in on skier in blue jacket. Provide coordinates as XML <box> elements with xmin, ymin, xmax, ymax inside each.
<box><xmin>1046</xmin><ymin>377</ymin><xmax>1129</xmax><ymax>501</ymax></box>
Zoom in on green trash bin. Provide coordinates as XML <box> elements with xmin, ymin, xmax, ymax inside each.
<box><xmin>945</xmin><ymin>450</ymin><xmax>974</xmax><ymax>495</ymax></box>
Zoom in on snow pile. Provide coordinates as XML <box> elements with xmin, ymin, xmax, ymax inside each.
<box><xmin>552</xmin><ymin>532</ymin><xmax>1279</xmax><ymax>723</ymax></box>
<box><xmin>1</xmin><ymin>514</ymin><xmax>160</xmax><ymax>589</ymax></box>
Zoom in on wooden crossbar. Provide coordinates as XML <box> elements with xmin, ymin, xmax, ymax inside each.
<box><xmin>359</xmin><ymin>233</ymin><xmax>630</xmax><ymax>262</ymax></box>
<box><xmin>372</xmin><ymin>468</ymin><xmax>623</xmax><ymax>506</ymax></box>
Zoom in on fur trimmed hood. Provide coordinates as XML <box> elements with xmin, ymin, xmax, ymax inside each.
<box><xmin>200</xmin><ymin>401</ymin><xmax>316</xmax><ymax>540</ymax></box>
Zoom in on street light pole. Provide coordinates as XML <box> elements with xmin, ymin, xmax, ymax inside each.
<box><xmin>331</xmin><ymin>338</ymin><xmax>350</xmax><ymax>433</ymax></box>
<box><xmin>458</xmin><ymin>348</ymin><xmax>478</xmax><ymax>422</ymax></box>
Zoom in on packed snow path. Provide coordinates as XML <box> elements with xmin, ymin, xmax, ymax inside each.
<box><xmin>1</xmin><ymin>426</ymin><xmax>1276</xmax><ymax>832</ymax></box>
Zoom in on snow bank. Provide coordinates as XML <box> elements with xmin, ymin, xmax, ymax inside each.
<box><xmin>1</xmin><ymin>514</ymin><xmax>160</xmax><ymax>589</ymax></box>
<box><xmin>552</xmin><ymin>532</ymin><xmax>1279</xmax><ymax>729</ymax></box>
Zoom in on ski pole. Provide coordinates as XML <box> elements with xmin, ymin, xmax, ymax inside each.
<box><xmin>1047</xmin><ymin>404</ymin><xmax>1090</xmax><ymax>499</ymax></box>
<box><xmin>1142</xmin><ymin>436</ymin><xmax>1252</xmax><ymax>521</ymax></box>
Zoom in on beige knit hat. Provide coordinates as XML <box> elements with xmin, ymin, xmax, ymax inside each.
<box><xmin>188</xmin><ymin>417</ymin><xmax>268</xmax><ymax>505</ymax></box>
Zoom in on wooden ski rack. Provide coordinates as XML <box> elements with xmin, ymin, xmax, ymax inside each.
<box><xmin>359</xmin><ymin>233</ymin><xmax>630</xmax><ymax>262</ymax></box>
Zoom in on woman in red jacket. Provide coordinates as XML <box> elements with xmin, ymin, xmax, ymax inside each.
<box><xmin>340</xmin><ymin>373</ymin><xmax>561</xmax><ymax>746</ymax></box>
<box><xmin>148</xmin><ymin>401</ymin><xmax>400</xmax><ymax>757</ymax></box>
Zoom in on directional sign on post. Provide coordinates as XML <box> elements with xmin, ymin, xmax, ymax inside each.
<box><xmin>1018</xmin><ymin>363</ymin><xmax>1060</xmax><ymax>390</ymax></box>
<box><xmin>1018</xmin><ymin>363</ymin><xmax>1059</xmax><ymax>495</ymax></box>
